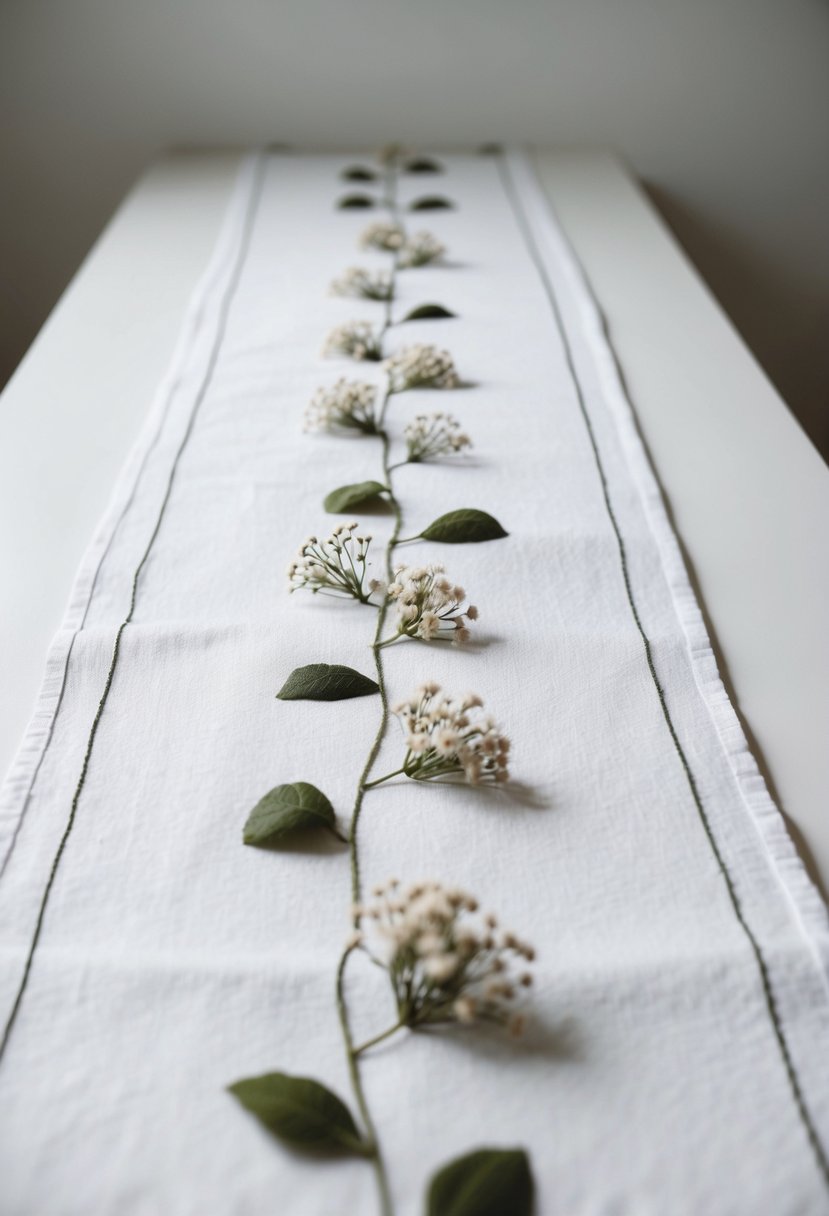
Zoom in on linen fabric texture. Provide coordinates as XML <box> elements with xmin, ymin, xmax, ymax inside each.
<box><xmin>1</xmin><ymin>151</ymin><xmax>828</xmax><ymax>1215</ymax></box>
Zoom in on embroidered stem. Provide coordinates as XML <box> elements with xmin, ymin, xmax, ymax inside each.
<box><xmin>362</xmin><ymin>767</ymin><xmax>407</xmax><ymax>790</ymax></box>
<box><xmin>353</xmin><ymin>1020</ymin><xmax>407</xmax><ymax>1057</ymax></box>
<box><xmin>375</xmin><ymin>634</ymin><xmax>404</xmax><ymax>650</ymax></box>
<box><xmin>336</xmin><ymin>949</ymin><xmax>393</xmax><ymax>1216</ymax></box>
<box><xmin>347</xmin><ymin>427</ymin><xmax>403</xmax><ymax>904</ymax></box>
<box><xmin>337</xmin><ymin>154</ymin><xmax>408</xmax><ymax>1216</ymax></box>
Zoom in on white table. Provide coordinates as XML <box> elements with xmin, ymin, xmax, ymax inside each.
<box><xmin>1</xmin><ymin>149</ymin><xmax>827</xmax><ymax>894</ymax></box>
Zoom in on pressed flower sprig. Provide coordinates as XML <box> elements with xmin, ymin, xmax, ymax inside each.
<box><xmin>287</xmin><ymin>523</ymin><xmax>376</xmax><ymax>602</ymax></box>
<box><xmin>304</xmin><ymin>379</ymin><xmax>379</xmax><ymax>434</ymax></box>
<box><xmin>381</xmin><ymin>567</ymin><xmax>477</xmax><ymax>646</ymax></box>
<box><xmin>360</xmin><ymin>221</ymin><xmax>445</xmax><ymax>268</ymax></box>
<box><xmin>360</xmin><ymin>220</ymin><xmax>405</xmax><ymax>252</ymax></box>
<box><xmin>384</xmin><ymin>344</ymin><xmax>459</xmax><ymax>391</ymax></box>
<box><xmin>231</xmin><ymin>149</ymin><xmax>531</xmax><ymax>1216</ymax></box>
<box><xmin>349</xmin><ymin>880</ymin><xmax>535</xmax><ymax>1051</ymax></box>
<box><xmin>323</xmin><ymin>320</ymin><xmax>384</xmax><ymax>362</ymax></box>
<box><xmin>364</xmin><ymin>684</ymin><xmax>509</xmax><ymax>786</ymax></box>
<box><xmin>403</xmin><ymin>412</ymin><xmax>472</xmax><ymax>463</ymax></box>
<box><xmin>331</xmin><ymin>267</ymin><xmax>394</xmax><ymax>301</ymax></box>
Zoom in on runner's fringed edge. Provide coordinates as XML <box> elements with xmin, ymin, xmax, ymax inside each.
<box><xmin>499</xmin><ymin>146</ymin><xmax>829</xmax><ymax>1190</ymax></box>
<box><xmin>0</xmin><ymin>156</ymin><xmax>263</xmax><ymax>875</ymax></box>
<box><xmin>0</xmin><ymin>154</ymin><xmax>268</xmax><ymax>1063</ymax></box>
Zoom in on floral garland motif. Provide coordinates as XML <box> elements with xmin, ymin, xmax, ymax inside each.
<box><xmin>229</xmin><ymin>148</ymin><xmax>535</xmax><ymax>1216</ymax></box>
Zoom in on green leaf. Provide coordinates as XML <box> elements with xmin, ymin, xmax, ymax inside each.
<box><xmin>228</xmin><ymin>1072</ymin><xmax>370</xmax><ymax>1156</ymax></box>
<box><xmin>419</xmin><ymin>509</ymin><xmax>508</xmax><ymax>544</ymax></box>
<box><xmin>403</xmin><ymin>304</ymin><xmax>456</xmax><ymax>321</ymax></box>
<box><xmin>337</xmin><ymin>193</ymin><xmax>375</xmax><ymax>209</ymax></box>
<box><xmin>323</xmin><ymin>480</ymin><xmax>389</xmax><ymax>513</ymax></box>
<box><xmin>410</xmin><ymin>196</ymin><xmax>454</xmax><ymax>211</ymax></box>
<box><xmin>405</xmin><ymin>156</ymin><xmax>443</xmax><ymax>173</ymax></box>
<box><xmin>427</xmin><ymin>1148</ymin><xmax>534</xmax><ymax>1216</ymax></box>
<box><xmin>341</xmin><ymin>165</ymin><xmax>378</xmax><ymax>181</ymax></box>
<box><xmin>243</xmin><ymin>782</ymin><xmax>343</xmax><ymax>846</ymax></box>
<box><xmin>277</xmin><ymin>663</ymin><xmax>379</xmax><ymax>702</ymax></box>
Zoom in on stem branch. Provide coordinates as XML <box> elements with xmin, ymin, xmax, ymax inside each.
<box><xmin>337</xmin><ymin>155</ymin><xmax>406</xmax><ymax>1216</ymax></box>
<box><xmin>354</xmin><ymin>1020</ymin><xmax>406</xmax><ymax>1057</ymax></box>
<box><xmin>362</xmin><ymin>767</ymin><xmax>407</xmax><ymax>790</ymax></box>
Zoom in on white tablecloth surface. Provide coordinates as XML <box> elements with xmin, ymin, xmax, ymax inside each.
<box><xmin>1</xmin><ymin>150</ymin><xmax>828</xmax><ymax>1215</ymax></box>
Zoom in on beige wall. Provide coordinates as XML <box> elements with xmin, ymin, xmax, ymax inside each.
<box><xmin>1</xmin><ymin>0</ymin><xmax>827</xmax><ymax>454</ymax></box>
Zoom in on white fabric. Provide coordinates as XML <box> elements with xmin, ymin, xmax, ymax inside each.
<box><xmin>2</xmin><ymin>151</ymin><xmax>828</xmax><ymax>1216</ymax></box>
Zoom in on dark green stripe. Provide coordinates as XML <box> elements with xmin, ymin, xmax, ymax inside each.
<box><xmin>0</xmin><ymin>155</ymin><xmax>268</xmax><ymax>1066</ymax></box>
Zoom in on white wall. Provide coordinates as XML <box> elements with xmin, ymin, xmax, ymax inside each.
<box><xmin>2</xmin><ymin>0</ymin><xmax>827</xmax><ymax>452</ymax></box>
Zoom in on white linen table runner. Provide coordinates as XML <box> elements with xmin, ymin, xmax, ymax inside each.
<box><xmin>1</xmin><ymin>150</ymin><xmax>828</xmax><ymax>1216</ymax></box>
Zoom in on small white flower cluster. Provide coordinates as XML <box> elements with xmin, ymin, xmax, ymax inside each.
<box><xmin>352</xmin><ymin>879</ymin><xmax>534</xmax><ymax>1034</ymax></box>
<box><xmin>392</xmin><ymin>684</ymin><xmax>510</xmax><ymax>784</ymax></box>
<box><xmin>404</xmin><ymin>412</ymin><xmax>472</xmax><ymax>463</ymax></box>
<box><xmin>360</xmin><ymin>221</ymin><xmax>405</xmax><ymax>253</ymax></box>
<box><xmin>304</xmin><ymin>379</ymin><xmax>378</xmax><ymax>434</ymax></box>
<box><xmin>330</xmin><ymin>267</ymin><xmax>393</xmax><ymax>301</ymax></box>
<box><xmin>398</xmin><ymin>231</ymin><xmax>445</xmax><ymax>268</ymax></box>
<box><xmin>323</xmin><ymin>321</ymin><xmax>383</xmax><ymax>362</ymax></box>
<box><xmin>384</xmin><ymin>345</ymin><xmax>460</xmax><ymax>393</ymax></box>
<box><xmin>387</xmin><ymin>564</ymin><xmax>477</xmax><ymax>644</ymax></box>
<box><xmin>287</xmin><ymin>523</ymin><xmax>374</xmax><ymax>602</ymax></box>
